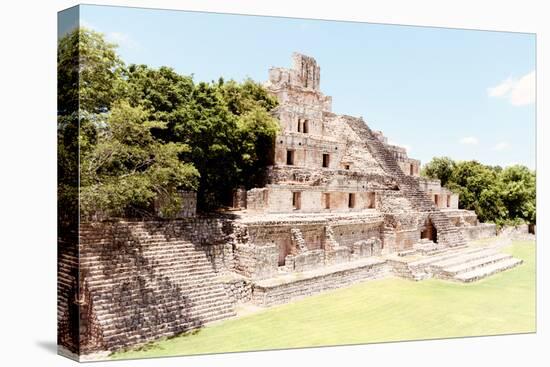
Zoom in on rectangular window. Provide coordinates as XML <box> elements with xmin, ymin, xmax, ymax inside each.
<box><xmin>344</xmin><ymin>164</ymin><xmax>350</xmax><ymax>170</ymax></box>
<box><xmin>297</xmin><ymin>119</ymin><xmax>302</xmax><ymax>132</ymax></box>
<box><xmin>410</xmin><ymin>164</ymin><xmax>414</xmax><ymax>175</ymax></box>
<box><xmin>434</xmin><ymin>194</ymin><xmax>439</xmax><ymax>207</ymax></box>
<box><xmin>292</xmin><ymin>192</ymin><xmax>301</xmax><ymax>210</ymax></box>
<box><xmin>303</xmin><ymin>120</ymin><xmax>309</xmax><ymax>134</ymax></box>
<box><xmin>366</xmin><ymin>192</ymin><xmax>375</xmax><ymax>209</ymax></box>
<box><xmin>324</xmin><ymin>193</ymin><xmax>331</xmax><ymax>209</ymax></box>
<box><xmin>287</xmin><ymin>150</ymin><xmax>294</xmax><ymax>165</ymax></box>
<box><xmin>447</xmin><ymin>195</ymin><xmax>451</xmax><ymax>208</ymax></box>
<box><xmin>348</xmin><ymin>193</ymin><xmax>356</xmax><ymax>208</ymax></box>
<box><xmin>322</xmin><ymin>153</ymin><xmax>330</xmax><ymax>168</ymax></box>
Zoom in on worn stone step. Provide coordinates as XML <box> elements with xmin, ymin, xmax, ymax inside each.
<box><xmin>453</xmin><ymin>258</ymin><xmax>523</xmax><ymax>282</ymax></box>
<box><xmin>430</xmin><ymin>249</ymin><xmax>500</xmax><ymax>268</ymax></box>
<box><xmin>409</xmin><ymin>246</ymin><xmax>487</xmax><ymax>267</ymax></box>
<box><xmin>440</xmin><ymin>253</ymin><xmax>512</xmax><ymax>276</ymax></box>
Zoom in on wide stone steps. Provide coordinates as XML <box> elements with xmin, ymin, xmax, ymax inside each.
<box><xmin>77</xmin><ymin>223</ymin><xmax>237</xmax><ymax>351</ymax></box>
<box><xmin>430</xmin><ymin>249</ymin><xmax>499</xmax><ymax>268</ymax></box>
<box><xmin>393</xmin><ymin>244</ymin><xmax>523</xmax><ymax>283</ymax></box>
<box><xmin>97</xmin><ymin>303</ymin><xmax>235</xmax><ymax>333</ymax></box>
<box><xmin>435</xmin><ymin>253</ymin><xmax>512</xmax><ymax>278</ymax></box>
<box><xmin>454</xmin><ymin>258</ymin><xmax>523</xmax><ymax>282</ymax></box>
<box><xmin>409</xmin><ymin>246</ymin><xmax>488</xmax><ymax>267</ymax></box>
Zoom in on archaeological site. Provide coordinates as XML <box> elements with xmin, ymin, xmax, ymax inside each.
<box><xmin>58</xmin><ymin>53</ymin><xmax>527</xmax><ymax>358</ymax></box>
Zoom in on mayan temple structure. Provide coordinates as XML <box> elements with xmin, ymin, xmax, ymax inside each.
<box><xmin>59</xmin><ymin>53</ymin><xmax>523</xmax><ymax>358</ymax></box>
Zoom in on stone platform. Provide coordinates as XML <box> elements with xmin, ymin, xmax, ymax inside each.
<box><xmin>248</xmin><ymin>239</ymin><xmax>524</xmax><ymax>308</ymax></box>
<box><xmin>251</xmin><ymin>257</ymin><xmax>389</xmax><ymax>306</ymax></box>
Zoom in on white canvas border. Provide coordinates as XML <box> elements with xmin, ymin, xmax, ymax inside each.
<box><xmin>0</xmin><ymin>1</ymin><xmax>546</xmax><ymax>366</ymax></box>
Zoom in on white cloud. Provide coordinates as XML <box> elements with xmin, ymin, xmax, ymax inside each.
<box><xmin>493</xmin><ymin>141</ymin><xmax>511</xmax><ymax>151</ymax></box>
<box><xmin>459</xmin><ymin>136</ymin><xmax>479</xmax><ymax>145</ymax></box>
<box><xmin>487</xmin><ymin>70</ymin><xmax>535</xmax><ymax>106</ymax></box>
<box><xmin>106</xmin><ymin>32</ymin><xmax>141</xmax><ymax>50</ymax></box>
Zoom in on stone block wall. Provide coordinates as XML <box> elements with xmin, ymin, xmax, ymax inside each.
<box><xmin>232</xmin><ymin>187</ymin><xmax>247</xmax><ymax>209</ymax></box>
<box><xmin>460</xmin><ymin>223</ymin><xmax>497</xmax><ymax>240</ymax></box>
<box><xmin>445</xmin><ymin>210</ymin><xmax>479</xmax><ymax>227</ymax></box>
<box><xmin>287</xmin><ymin>249</ymin><xmax>325</xmax><ymax>271</ymax></box>
<box><xmin>242</xmin><ymin>218</ymin><xmax>384</xmax><ymax>271</ymax></box>
<box><xmin>233</xmin><ymin>243</ymin><xmax>279</xmax><ymax>280</ymax></box>
<box><xmin>351</xmin><ymin>238</ymin><xmax>383</xmax><ymax>258</ymax></box>
<box><xmin>330</xmin><ymin>222</ymin><xmax>382</xmax><ymax>248</ymax></box>
<box><xmin>222</xmin><ymin>278</ymin><xmax>253</xmax><ymax>304</ymax></box>
<box><xmin>251</xmin><ymin>260</ymin><xmax>390</xmax><ymax>306</ymax></box>
<box><xmin>498</xmin><ymin>224</ymin><xmax>530</xmax><ymax>237</ymax></box>
<box><xmin>394</xmin><ymin>229</ymin><xmax>421</xmax><ymax>250</ymax></box>
<box><xmin>250</xmin><ymin>185</ymin><xmax>385</xmax><ymax>214</ymax></box>
<box><xmin>246</xmin><ymin>188</ymin><xmax>269</xmax><ymax>211</ymax></box>
<box><xmin>154</xmin><ymin>190</ymin><xmax>197</xmax><ymax>218</ymax></box>
<box><xmin>325</xmin><ymin>247</ymin><xmax>352</xmax><ymax>265</ymax></box>
<box><xmin>273</xmin><ymin>134</ymin><xmax>346</xmax><ymax>168</ymax></box>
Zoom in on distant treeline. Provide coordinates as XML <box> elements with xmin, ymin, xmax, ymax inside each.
<box><xmin>421</xmin><ymin>157</ymin><xmax>536</xmax><ymax>227</ymax></box>
<box><xmin>58</xmin><ymin>28</ymin><xmax>279</xmax><ymax>220</ymax></box>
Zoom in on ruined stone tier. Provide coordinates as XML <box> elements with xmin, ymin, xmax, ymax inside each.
<box><xmin>252</xmin><ymin>53</ymin><xmax>455</xmax><ymax>215</ymax></box>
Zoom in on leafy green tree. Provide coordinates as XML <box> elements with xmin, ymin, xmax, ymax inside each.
<box><xmin>421</xmin><ymin>156</ymin><xmax>456</xmax><ymax>186</ymax></box>
<box><xmin>123</xmin><ymin>65</ymin><xmax>195</xmax><ymax>116</ymax></box>
<box><xmin>446</xmin><ymin>160</ymin><xmax>507</xmax><ymax>223</ymax></box>
<box><xmin>59</xmin><ymin>27</ymin><xmax>280</xmax><ymax>217</ymax></box>
<box><xmin>123</xmin><ymin>70</ymin><xmax>280</xmax><ymax>210</ymax></box>
<box><xmin>59</xmin><ymin>27</ymin><xmax>126</xmax><ymax>226</ymax></box>
<box><xmin>59</xmin><ymin>28</ymin><xmax>200</xmax><ymax>220</ymax></box>
<box><xmin>219</xmin><ymin>79</ymin><xmax>279</xmax><ymax>189</ymax></box>
<box><xmin>80</xmin><ymin>101</ymin><xmax>199</xmax><ymax>218</ymax></box>
<box><xmin>422</xmin><ymin>157</ymin><xmax>536</xmax><ymax>226</ymax></box>
<box><xmin>500</xmin><ymin>165</ymin><xmax>536</xmax><ymax>224</ymax></box>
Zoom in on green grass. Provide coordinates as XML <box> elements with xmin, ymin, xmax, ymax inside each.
<box><xmin>112</xmin><ymin>240</ymin><xmax>535</xmax><ymax>359</ymax></box>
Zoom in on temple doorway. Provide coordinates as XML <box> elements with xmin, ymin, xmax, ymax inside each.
<box><xmin>420</xmin><ymin>219</ymin><xmax>437</xmax><ymax>243</ymax></box>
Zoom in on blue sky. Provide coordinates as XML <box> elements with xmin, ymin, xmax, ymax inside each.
<box><xmin>59</xmin><ymin>5</ymin><xmax>536</xmax><ymax>169</ymax></box>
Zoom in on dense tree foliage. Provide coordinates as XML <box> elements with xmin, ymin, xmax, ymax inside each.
<box><xmin>58</xmin><ymin>28</ymin><xmax>279</xmax><ymax>219</ymax></box>
<box><xmin>79</xmin><ymin>101</ymin><xmax>200</xmax><ymax>218</ymax></box>
<box><xmin>422</xmin><ymin>157</ymin><xmax>536</xmax><ymax>226</ymax></box>
<box><xmin>420</xmin><ymin>157</ymin><xmax>456</xmax><ymax>187</ymax></box>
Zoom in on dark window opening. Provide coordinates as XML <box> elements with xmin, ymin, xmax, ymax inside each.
<box><xmin>287</xmin><ymin>150</ymin><xmax>295</xmax><ymax>165</ymax></box>
<box><xmin>324</xmin><ymin>193</ymin><xmax>330</xmax><ymax>209</ymax></box>
<box><xmin>447</xmin><ymin>195</ymin><xmax>451</xmax><ymax>208</ymax></box>
<box><xmin>322</xmin><ymin>153</ymin><xmax>330</xmax><ymax>168</ymax></box>
<box><xmin>303</xmin><ymin>120</ymin><xmax>309</xmax><ymax>134</ymax></box>
<box><xmin>410</xmin><ymin>164</ymin><xmax>414</xmax><ymax>175</ymax></box>
<box><xmin>366</xmin><ymin>192</ymin><xmax>375</xmax><ymax>209</ymax></box>
<box><xmin>348</xmin><ymin>193</ymin><xmax>356</xmax><ymax>208</ymax></box>
<box><xmin>344</xmin><ymin>164</ymin><xmax>350</xmax><ymax>170</ymax></box>
<box><xmin>292</xmin><ymin>192</ymin><xmax>301</xmax><ymax>210</ymax></box>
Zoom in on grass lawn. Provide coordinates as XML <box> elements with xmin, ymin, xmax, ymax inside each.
<box><xmin>112</xmin><ymin>240</ymin><xmax>535</xmax><ymax>360</ymax></box>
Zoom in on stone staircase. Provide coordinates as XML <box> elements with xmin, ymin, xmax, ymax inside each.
<box><xmin>391</xmin><ymin>245</ymin><xmax>523</xmax><ymax>283</ymax></box>
<box><xmin>78</xmin><ymin>222</ymin><xmax>236</xmax><ymax>351</ymax></box>
<box><xmin>345</xmin><ymin>117</ymin><xmax>466</xmax><ymax>248</ymax></box>
<box><xmin>429</xmin><ymin>248</ymin><xmax>523</xmax><ymax>282</ymax></box>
